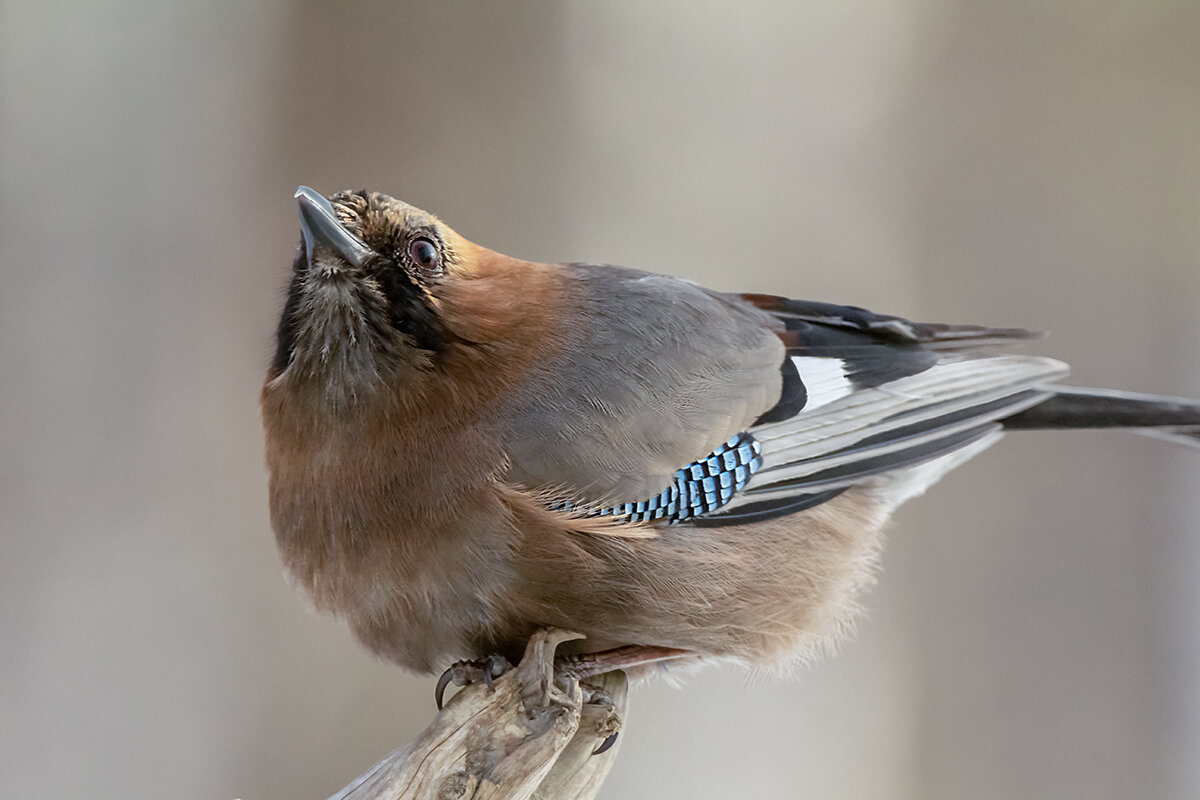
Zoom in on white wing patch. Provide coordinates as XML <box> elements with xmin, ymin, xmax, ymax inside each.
<box><xmin>791</xmin><ymin>356</ymin><xmax>854</xmax><ymax>412</ymax></box>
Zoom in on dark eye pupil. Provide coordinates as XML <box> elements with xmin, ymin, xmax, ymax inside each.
<box><xmin>409</xmin><ymin>238</ymin><xmax>438</xmax><ymax>269</ymax></box>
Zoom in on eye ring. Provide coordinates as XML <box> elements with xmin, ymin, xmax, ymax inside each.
<box><xmin>407</xmin><ymin>237</ymin><xmax>441</xmax><ymax>275</ymax></box>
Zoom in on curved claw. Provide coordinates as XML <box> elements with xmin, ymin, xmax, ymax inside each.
<box><xmin>434</xmin><ymin>656</ymin><xmax>512</xmax><ymax>709</ymax></box>
<box><xmin>483</xmin><ymin>665</ymin><xmax>496</xmax><ymax>693</ymax></box>
<box><xmin>592</xmin><ymin>731</ymin><xmax>619</xmax><ymax>755</ymax></box>
<box><xmin>482</xmin><ymin>654</ymin><xmax>506</xmax><ymax>693</ymax></box>
<box><xmin>434</xmin><ymin>667</ymin><xmax>455</xmax><ymax>711</ymax></box>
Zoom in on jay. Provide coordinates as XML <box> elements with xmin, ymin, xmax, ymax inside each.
<box><xmin>262</xmin><ymin>186</ymin><xmax>1200</xmax><ymax>680</ymax></box>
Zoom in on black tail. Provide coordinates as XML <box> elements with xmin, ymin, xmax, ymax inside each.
<box><xmin>1003</xmin><ymin>387</ymin><xmax>1200</xmax><ymax>446</ymax></box>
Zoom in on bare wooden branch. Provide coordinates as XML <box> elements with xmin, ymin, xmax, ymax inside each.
<box><xmin>328</xmin><ymin>629</ymin><xmax>628</xmax><ymax>800</ymax></box>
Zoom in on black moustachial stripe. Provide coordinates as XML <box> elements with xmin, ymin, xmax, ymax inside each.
<box><xmin>374</xmin><ymin>263</ymin><xmax>445</xmax><ymax>354</ymax></box>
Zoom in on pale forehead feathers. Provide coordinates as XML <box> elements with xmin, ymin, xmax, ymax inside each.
<box><xmin>330</xmin><ymin>191</ymin><xmax>448</xmax><ymax>248</ymax></box>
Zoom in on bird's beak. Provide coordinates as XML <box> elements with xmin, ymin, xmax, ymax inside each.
<box><xmin>295</xmin><ymin>186</ymin><xmax>375</xmax><ymax>271</ymax></box>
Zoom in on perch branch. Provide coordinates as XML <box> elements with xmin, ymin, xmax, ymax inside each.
<box><xmin>327</xmin><ymin>629</ymin><xmax>628</xmax><ymax>800</ymax></box>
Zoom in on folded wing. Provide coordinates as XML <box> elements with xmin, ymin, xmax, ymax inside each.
<box><xmin>504</xmin><ymin>272</ymin><xmax>1067</xmax><ymax>526</ymax></box>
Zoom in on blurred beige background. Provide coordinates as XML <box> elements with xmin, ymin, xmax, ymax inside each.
<box><xmin>3</xmin><ymin>2</ymin><xmax>1199</xmax><ymax>798</ymax></box>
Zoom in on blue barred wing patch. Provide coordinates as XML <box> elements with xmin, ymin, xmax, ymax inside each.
<box><xmin>553</xmin><ymin>433</ymin><xmax>764</xmax><ymax>524</ymax></box>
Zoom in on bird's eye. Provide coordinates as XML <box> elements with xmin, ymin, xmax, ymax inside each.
<box><xmin>407</xmin><ymin>237</ymin><xmax>441</xmax><ymax>274</ymax></box>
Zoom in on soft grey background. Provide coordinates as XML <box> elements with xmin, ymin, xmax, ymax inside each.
<box><xmin>3</xmin><ymin>2</ymin><xmax>1199</xmax><ymax>799</ymax></box>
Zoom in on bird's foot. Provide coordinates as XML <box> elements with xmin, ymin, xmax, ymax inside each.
<box><xmin>578</xmin><ymin>681</ymin><xmax>622</xmax><ymax>754</ymax></box>
<box><xmin>434</xmin><ymin>654</ymin><xmax>512</xmax><ymax>710</ymax></box>
<box><xmin>431</xmin><ymin>638</ymin><xmax>690</xmax><ymax>760</ymax></box>
<box><xmin>553</xmin><ymin>648</ymin><xmax>689</xmax><ymax>756</ymax></box>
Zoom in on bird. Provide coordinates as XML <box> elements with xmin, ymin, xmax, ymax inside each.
<box><xmin>261</xmin><ymin>186</ymin><xmax>1200</xmax><ymax>680</ymax></box>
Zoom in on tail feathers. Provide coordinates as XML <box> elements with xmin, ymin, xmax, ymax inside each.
<box><xmin>1003</xmin><ymin>386</ymin><xmax>1200</xmax><ymax>447</ymax></box>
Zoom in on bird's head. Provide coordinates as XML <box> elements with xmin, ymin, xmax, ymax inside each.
<box><xmin>269</xmin><ymin>187</ymin><xmax>471</xmax><ymax>410</ymax></box>
<box><xmin>267</xmin><ymin>187</ymin><xmax>560</xmax><ymax>417</ymax></box>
